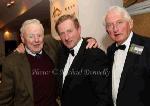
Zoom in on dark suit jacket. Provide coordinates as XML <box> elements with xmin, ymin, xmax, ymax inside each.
<box><xmin>58</xmin><ymin>39</ymin><xmax>111</xmax><ymax>106</ymax></box>
<box><xmin>0</xmin><ymin>36</ymin><xmax>60</xmax><ymax>106</ymax></box>
<box><xmin>107</xmin><ymin>33</ymin><xmax>150</xmax><ymax>106</ymax></box>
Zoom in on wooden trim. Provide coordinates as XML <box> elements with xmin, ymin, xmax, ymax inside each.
<box><xmin>126</xmin><ymin>0</ymin><xmax>150</xmax><ymax>15</ymax></box>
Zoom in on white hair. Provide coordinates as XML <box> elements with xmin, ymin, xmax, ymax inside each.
<box><xmin>20</xmin><ymin>19</ymin><xmax>44</xmax><ymax>36</ymax></box>
<box><xmin>103</xmin><ymin>6</ymin><xmax>132</xmax><ymax>26</ymax></box>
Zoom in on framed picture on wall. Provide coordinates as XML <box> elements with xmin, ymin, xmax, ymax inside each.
<box><xmin>123</xmin><ymin>0</ymin><xmax>146</xmax><ymax>8</ymax></box>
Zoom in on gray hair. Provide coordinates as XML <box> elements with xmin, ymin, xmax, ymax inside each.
<box><xmin>103</xmin><ymin>6</ymin><xmax>132</xmax><ymax>26</ymax></box>
<box><xmin>20</xmin><ymin>19</ymin><xmax>44</xmax><ymax>36</ymax></box>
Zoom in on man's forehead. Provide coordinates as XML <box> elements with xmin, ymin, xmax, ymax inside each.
<box><xmin>106</xmin><ymin>13</ymin><xmax>124</xmax><ymax>22</ymax></box>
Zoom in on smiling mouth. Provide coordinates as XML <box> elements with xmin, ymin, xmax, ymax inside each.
<box><xmin>34</xmin><ymin>44</ymin><xmax>41</xmax><ymax>47</ymax></box>
<box><xmin>66</xmin><ymin>40</ymin><xmax>72</xmax><ymax>44</ymax></box>
<box><xmin>114</xmin><ymin>33</ymin><xmax>121</xmax><ymax>36</ymax></box>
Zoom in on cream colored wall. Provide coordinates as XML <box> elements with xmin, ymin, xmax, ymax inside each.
<box><xmin>50</xmin><ymin>0</ymin><xmax>123</xmax><ymax>51</ymax></box>
<box><xmin>50</xmin><ymin>0</ymin><xmax>78</xmax><ymax>39</ymax></box>
<box><xmin>78</xmin><ymin>0</ymin><xmax>123</xmax><ymax>51</ymax></box>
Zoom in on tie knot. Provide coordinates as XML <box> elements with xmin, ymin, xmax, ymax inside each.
<box><xmin>69</xmin><ymin>49</ymin><xmax>74</xmax><ymax>56</ymax></box>
<box><xmin>115</xmin><ymin>45</ymin><xmax>126</xmax><ymax>51</ymax></box>
<box><xmin>35</xmin><ymin>53</ymin><xmax>42</xmax><ymax>58</ymax></box>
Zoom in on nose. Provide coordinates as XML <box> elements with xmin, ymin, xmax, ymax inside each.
<box><xmin>64</xmin><ymin>33</ymin><xmax>69</xmax><ymax>41</ymax></box>
<box><xmin>34</xmin><ymin>36</ymin><xmax>40</xmax><ymax>42</ymax></box>
<box><xmin>113</xmin><ymin>24</ymin><xmax>119</xmax><ymax>33</ymax></box>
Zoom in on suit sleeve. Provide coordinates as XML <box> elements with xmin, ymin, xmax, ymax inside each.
<box><xmin>84</xmin><ymin>49</ymin><xmax>112</xmax><ymax>106</ymax></box>
<box><xmin>44</xmin><ymin>35</ymin><xmax>61</xmax><ymax>53</ymax></box>
<box><xmin>0</xmin><ymin>57</ymin><xmax>15</xmax><ymax>105</ymax></box>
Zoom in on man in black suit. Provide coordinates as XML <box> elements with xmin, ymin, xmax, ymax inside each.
<box><xmin>104</xmin><ymin>6</ymin><xmax>150</xmax><ymax>106</ymax></box>
<box><xmin>55</xmin><ymin>14</ymin><xmax>111</xmax><ymax>106</ymax></box>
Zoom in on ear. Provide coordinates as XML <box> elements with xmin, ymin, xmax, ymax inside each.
<box><xmin>129</xmin><ymin>19</ymin><xmax>133</xmax><ymax>29</ymax></box>
<box><xmin>78</xmin><ymin>25</ymin><xmax>81</xmax><ymax>34</ymax></box>
<box><xmin>106</xmin><ymin>28</ymin><xmax>109</xmax><ymax>34</ymax></box>
<box><xmin>21</xmin><ymin>35</ymin><xmax>25</xmax><ymax>43</ymax></box>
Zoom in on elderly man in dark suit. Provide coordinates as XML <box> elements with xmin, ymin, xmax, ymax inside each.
<box><xmin>105</xmin><ymin>6</ymin><xmax>150</xmax><ymax>106</ymax></box>
<box><xmin>55</xmin><ymin>14</ymin><xmax>111</xmax><ymax>106</ymax></box>
<box><xmin>0</xmin><ymin>19</ymin><xmax>60</xmax><ymax>106</ymax></box>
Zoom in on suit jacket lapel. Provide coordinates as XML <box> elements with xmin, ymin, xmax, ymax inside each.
<box><xmin>57</xmin><ymin>44</ymin><xmax>69</xmax><ymax>93</ymax></box>
<box><xmin>19</xmin><ymin>53</ymin><xmax>34</xmax><ymax>100</ymax></box>
<box><xmin>59</xmin><ymin>46</ymin><xmax>69</xmax><ymax>71</ymax></box>
<box><xmin>118</xmin><ymin>34</ymin><xmax>143</xmax><ymax>93</ymax></box>
<box><xmin>69</xmin><ymin>40</ymin><xmax>86</xmax><ymax>71</ymax></box>
<box><xmin>63</xmin><ymin>40</ymin><xmax>87</xmax><ymax>89</ymax></box>
<box><xmin>59</xmin><ymin>39</ymin><xmax>86</xmax><ymax>73</ymax></box>
<box><xmin>118</xmin><ymin>51</ymin><xmax>138</xmax><ymax>92</ymax></box>
<box><xmin>107</xmin><ymin>43</ymin><xmax>116</xmax><ymax>68</ymax></box>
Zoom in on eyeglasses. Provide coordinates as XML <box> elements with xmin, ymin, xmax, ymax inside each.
<box><xmin>106</xmin><ymin>20</ymin><xmax>126</xmax><ymax>30</ymax></box>
<box><xmin>27</xmin><ymin>34</ymin><xmax>44</xmax><ymax>39</ymax></box>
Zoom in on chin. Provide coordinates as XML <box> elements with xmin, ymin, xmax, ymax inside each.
<box><xmin>33</xmin><ymin>49</ymin><xmax>42</xmax><ymax>53</ymax></box>
<box><xmin>67</xmin><ymin>47</ymin><xmax>72</xmax><ymax>49</ymax></box>
<box><xmin>67</xmin><ymin>46</ymin><xmax>73</xmax><ymax>49</ymax></box>
<box><xmin>64</xmin><ymin>44</ymin><xmax>71</xmax><ymax>48</ymax></box>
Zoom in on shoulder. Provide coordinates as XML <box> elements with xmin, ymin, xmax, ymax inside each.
<box><xmin>5</xmin><ymin>51</ymin><xmax>21</xmax><ymax>60</ymax></box>
<box><xmin>3</xmin><ymin>52</ymin><xmax>25</xmax><ymax>66</ymax></box>
<box><xmin>107</xmin><ymin>42</ymin><xmax>116</xmax><ymax>54</ymax></box>
<box><xmin>84</xmin><ymin>48</ymin><xmax>108</xmax><ymax>63</ymax></box>
<box><xmin>44</xmin><ymin>35</ymin><xmax>60</xmax><ymax>47</ymax></box>
<box><xmin>82</xmin><ymin>48</ymin><xmax>109</xmax><ymax>72</ymax></box>
<box><xmin>80</xmin><ymin>39</ymin><xmax>107</xmax><ymax>58</ymax></box>
<box><xmin>86</xmin><ymin>48</ymin><xmax>106</xmax><ymax>56</ymax></box>
<box><xmin>133</xmin><ymin>33</ymin><xmax>150</xmax><ymax>43</ymax></box>
<box><xmin>44</xmin><ymin>35</ymin><xmax>61</xmax><ymax>53</ymax></box>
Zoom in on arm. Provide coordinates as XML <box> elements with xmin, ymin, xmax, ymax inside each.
<box><xmin>45</xmin><ymin>36</ymin><xmax>99</xmax><ymax>49</ymax></box>
<box><xmin>15</xmin><ymin>43</ymin><xmax>25</xmax><ymax>53</ymax></box>
<box><xmin>15</xmin><ymin>36</ymin><xmax>98</xmax><ymax>53</ymax></box>
<box><xmin>15</xmin><ymin>35</ymin><xmax>61</xmax><ymax>54</ymax></box>
<box><xmin>0</xmin><ymin>57</ymin><xmax>15</xmax><ymax>105</ymax></box>
<box><xmin>86</xmin><ymin>37</ymin><xmax>98</xmax><ymax>49</ymax></box>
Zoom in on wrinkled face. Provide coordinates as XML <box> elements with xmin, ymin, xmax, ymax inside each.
<box><xmin>21</xmin><ymin>23</ymin><xmax>44</xmax><ymax>53</ymax></box>
<box><xmin>57</xmin><ymin>19</ymin><xmax>81</xmax><ymax>49</ymax></box>
<box><xmin>105</xmin><ymin>11</ymin><xmax>133</xmax><ymax>45</ymax></box>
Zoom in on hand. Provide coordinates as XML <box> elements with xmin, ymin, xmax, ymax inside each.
<box><xmin>15</xmin><ymin>43</ymin><xmax>25</xmax><ymax>53</ymax></box>
<box><xmin>86</xmin><ymin>38</ymin><xmax>99</xmax><ymax>49</ymax></box>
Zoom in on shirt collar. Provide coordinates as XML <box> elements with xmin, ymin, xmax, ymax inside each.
<box><xmin>25</xmin><ymin>47</ymin><xmax>42</xmax><ymax>56</ymax></box>
<box><xmin>116</xmin><ymin>31</ymin><xmax>133</xmax><ymax>52</ymax></box>
<box><xmin>72</xmin><ymin>38</ymin><xmax>83</xmax><ymax>56</ymax></box>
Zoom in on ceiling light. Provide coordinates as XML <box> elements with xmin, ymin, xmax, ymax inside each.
<box><xmin>10</xmin><ymin>0</ymin><xmax>15</xmax><ymax>4</ymax></box>
<box><xmin>6</xmin><ymin>0</ymin><xmax>15</xmax><ymax>7</ymax></box>
<box><xmin>6</xmin><ymin>3</ymin><xmax>11</xmax><ymax>7</ymax></box>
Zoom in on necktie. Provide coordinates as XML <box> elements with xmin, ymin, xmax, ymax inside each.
<box><xmin>35</xmin><ymin>53</ymin><xmax>42</xmax><ymax>59</ymax></box>
<box><xmin>114</xmin><ymin>45</ymin><xmax>126</xmax><ymax>51</ymax></box>
<box><xmin>69</xmin><ymin>49</ymin><xmax>74</xmax><ymax>56</ymax></box>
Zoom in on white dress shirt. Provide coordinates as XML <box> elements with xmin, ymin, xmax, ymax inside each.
<box><xmin>112</xmin><ymin>32</ymin><xmax>133</xmax><ymax>106</ymax></box>
<box><xmin>25</xmin><ymin>47</ymin><xmax>42</xmax><ymax>56</ymax></box>
<box><xmin>63</xmin><ymin>38</ymin><xmax>83</xmax><ymax>84</ymax></box>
